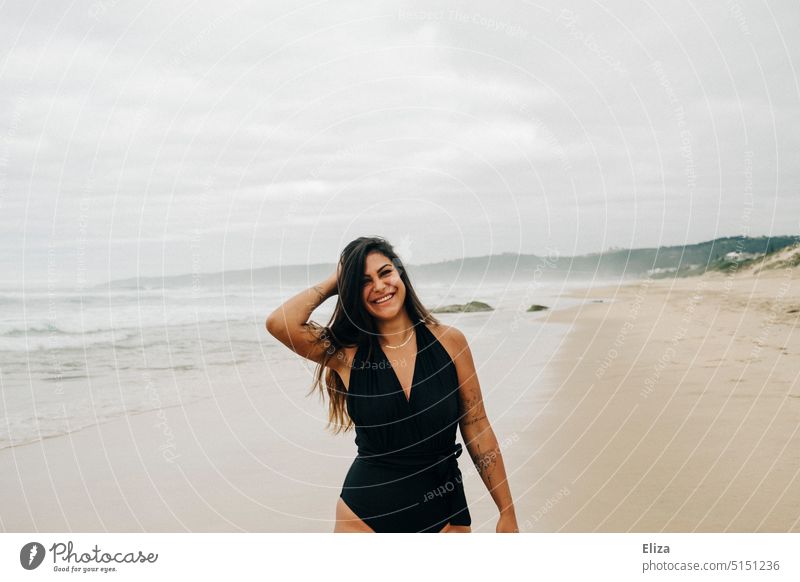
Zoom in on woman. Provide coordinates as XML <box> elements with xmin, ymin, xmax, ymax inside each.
<box><xmin>266</xmin><ymin>236</ymin><xmax>519</xmax><ymax>533</ymax></box>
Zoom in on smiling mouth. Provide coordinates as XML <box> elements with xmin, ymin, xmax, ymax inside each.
<box><xmin>372</xmin><ymin>292</ymin><xmax>395</xmax><ymax>305</ymax></box>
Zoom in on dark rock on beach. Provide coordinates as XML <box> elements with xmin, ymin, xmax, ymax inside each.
<box><xmin>431</xmin><ymin>301</ymin><xmax>494</xmax><ymax>313</ymax></box>
<box><xmin>526</xmin><ymin>304</ymin><xmax>549</xmax><ymax>312</ymax></box>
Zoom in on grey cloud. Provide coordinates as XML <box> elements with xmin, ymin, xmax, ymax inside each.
<box><xmin>2</xmin><ymin>0</ymin><xmax>798</xmax><ymax>286</ymax></box>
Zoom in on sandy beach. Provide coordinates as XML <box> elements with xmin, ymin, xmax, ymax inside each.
<box><xmin>526</xmin><ymin>266</ymin><xmax>800</xmax><ymax>532</ymax></box>
<box><xmin>2</xmin><ymin>267</ymin><xmax>798</xmax><ymax>532</ymax></box>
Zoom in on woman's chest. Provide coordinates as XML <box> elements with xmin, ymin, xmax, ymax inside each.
<box><xmin>346</xmin><ymin>358</ymin><xmax>460</xmax><ymax>429</ymax></box>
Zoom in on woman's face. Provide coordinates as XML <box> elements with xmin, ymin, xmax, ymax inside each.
<box><xmin>361</xmin><ymin>251</ymin><xmax>406</xmax><ymax>320</ymax></box>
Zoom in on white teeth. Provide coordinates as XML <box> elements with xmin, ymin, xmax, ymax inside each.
<box><xmin>374</xmin><ymin>293</ymin><xmax>394</xmax><ymax>304</ymax></box>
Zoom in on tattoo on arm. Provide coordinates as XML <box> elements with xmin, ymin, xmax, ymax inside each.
<box><xmin>463</xmin><ymin>413</ymin><xmax>487</xmax><ymax>427</ymax></box>
<box><xmin>471</xmin><ymin>442</ymin><xmax>501</xmax><ymax>489</ymax></box>
<box><xmin>460</xmin><ymin>393</ymin><xmax>487</xmax><ymax>427</ymax></box>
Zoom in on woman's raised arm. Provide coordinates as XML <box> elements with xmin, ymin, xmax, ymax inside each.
<box><xmin>265</xmin><ymin>269</ymin><xmax>341</xmax><ymax>366</ymax></box>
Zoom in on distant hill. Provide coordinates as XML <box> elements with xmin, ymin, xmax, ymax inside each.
<box><xmin>99</xmin><ymin>235</ymin><xmax>800</xmax><ymax>289</ymax></box>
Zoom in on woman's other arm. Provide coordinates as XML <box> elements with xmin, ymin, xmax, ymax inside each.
<box><xmin>448</xmin><ymin>327</ymin><xmax>519</xmax><ymax>532</ymax></box>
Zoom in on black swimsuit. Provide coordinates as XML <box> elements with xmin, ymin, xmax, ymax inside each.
<box><xmin>340</xmin><ymin>320</ymin><xmax>472</xmax><ymax>532</ymax></box>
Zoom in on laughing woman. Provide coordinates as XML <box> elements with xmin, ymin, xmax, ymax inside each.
<box><xmin>266</xmin><ymin>236</ymin><xmax>519</xmax><ymax>533</ymax></box>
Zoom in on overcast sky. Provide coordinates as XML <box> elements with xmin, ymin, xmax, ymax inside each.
<box><xmin>1</xmin><ymin>0</ymin><xmax>798</xmax><ymax>287</ymax></box>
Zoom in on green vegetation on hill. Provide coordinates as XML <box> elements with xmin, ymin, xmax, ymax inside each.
<box><xmin>704</xmin><ymin>241</ymin><xmax>800</xmax><ymax>275</ymax></box>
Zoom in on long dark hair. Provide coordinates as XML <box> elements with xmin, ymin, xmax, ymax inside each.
<box><xmin>305</xmin><ymin>236</ymin><xmax>440</xmax><ymax>434</ymax></box>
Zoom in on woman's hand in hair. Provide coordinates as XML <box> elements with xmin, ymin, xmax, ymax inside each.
<box><xmin>324</xmin><ymin>260</ymin><xmax>342</xmax><ymax>298</ymax></box>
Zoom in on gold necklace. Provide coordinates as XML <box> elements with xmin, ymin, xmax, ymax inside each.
<box><xmin>381</xmin><ymin>328</ymin><xmax>416</xmax><ymax>349</ymax></box>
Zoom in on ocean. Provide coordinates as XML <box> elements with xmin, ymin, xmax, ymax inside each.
<box><xmin>0</xmin><ymin>278</ymin><xmax>613</xmax><ymax>450</ymax></box>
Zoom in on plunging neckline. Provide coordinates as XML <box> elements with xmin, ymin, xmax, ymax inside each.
<box><xmin>377</xmin><ymin>324</ymin><xmax>422</xmax><ymax>404</ymax></box>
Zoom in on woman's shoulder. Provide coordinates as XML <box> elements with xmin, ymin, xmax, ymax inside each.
<box><xmin>426</xmin><ymin>320</ymin><xmax>467</xmax><ymax>354</ymax></box>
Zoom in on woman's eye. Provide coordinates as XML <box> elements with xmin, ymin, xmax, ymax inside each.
<box><xmin>363</xmin><ymin>270</ymin><xmax>390</xmax><ymax>285</ymax></box>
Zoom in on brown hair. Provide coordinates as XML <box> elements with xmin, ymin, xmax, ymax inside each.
<box><xmin>305</xmin><ymin>236</ymin><xmax>440</xmax><ymax>433</ymax></box>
